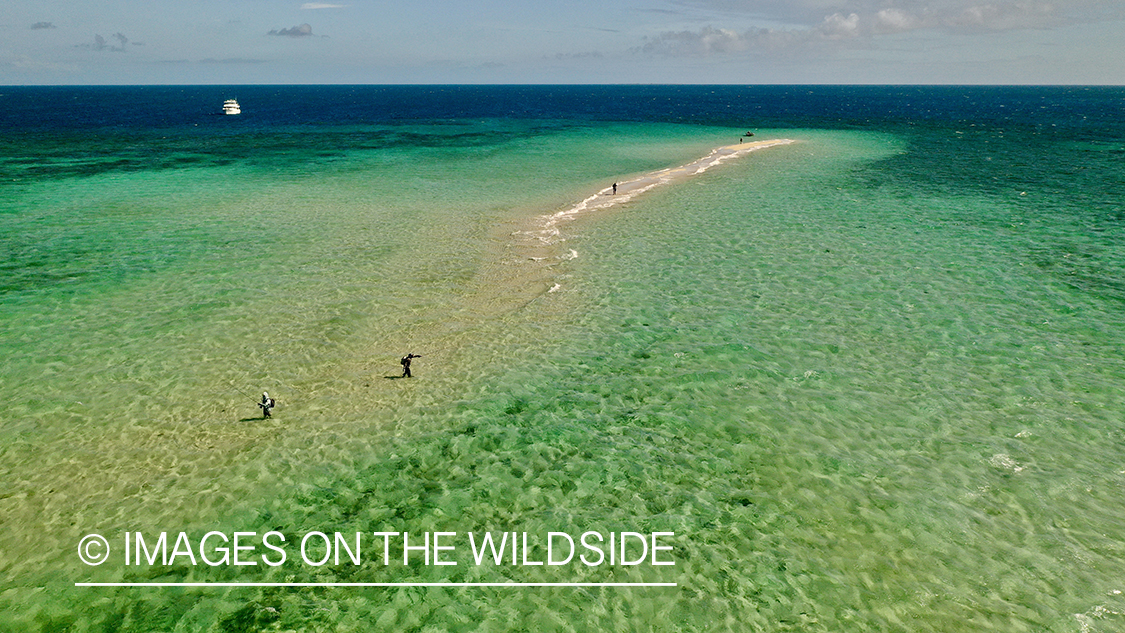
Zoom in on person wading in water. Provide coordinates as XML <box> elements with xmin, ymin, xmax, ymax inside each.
<box><xmin>258</xmin><ymin>392</ymin><xmax>275</xmax><ymax>418</ymax></box>
<box><xmin>400</xmin><ymin>353</ymin><xmax>421</xmax><ymax>378</ymax></box>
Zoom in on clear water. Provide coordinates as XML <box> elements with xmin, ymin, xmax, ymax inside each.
<box><xmin>1</xmin><ymin>86</ymin><xmax>1124</xmax><ymax>631</ymax></box>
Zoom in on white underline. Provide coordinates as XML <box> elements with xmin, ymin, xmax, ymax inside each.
<box><xmin>76</xmin><ymin>582</ymin><xmax>677</xmax><ymax>587</ymax></box>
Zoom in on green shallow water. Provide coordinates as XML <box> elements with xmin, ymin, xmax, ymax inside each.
<box><xmin>2</xmin><ymin>121</ymin><xmax>1124</xmax><ymax>631</ymax></box>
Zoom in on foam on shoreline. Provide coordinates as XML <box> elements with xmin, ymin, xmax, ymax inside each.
<box><xmin>531</xmin><ymin>138</ymin><xmax>795</xmax><ymax>245</ymax></box>
<box><xmin>474</xmin><ymin>138</ymin><xmax>795</xmax><ymax>311</ymax></box>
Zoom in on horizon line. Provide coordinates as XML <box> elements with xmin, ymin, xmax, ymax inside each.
<box><xmin>4</xmin><ymin>82</ymin><xmax>1123</xmax><ymax>88</ymax></box>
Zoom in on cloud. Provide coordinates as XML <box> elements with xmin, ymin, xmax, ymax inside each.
<box><xmin>639</xmin><ymin>1</ymin><xmax>1073</xmax><ymax>55</ymax></box>
<box><xmin>77</xmin><ymin>32</ymin><xmax>131</xmax><ymax>52</ymax></box>
<box><xmin>946</xmin><ymin>3</ymin><xmax>1061</xmax><ymax>30</ymax></box>
<box><xmin>638</xmin><ymin>25</ymin><xmax>820</xmax><ymax>55</ymax></box>
<box><xmin>674</xmin><ymin>0</ymin><xmax>1081</xmax><ymax>28</ymax></box>
<box><xmin>639</xmin><ymin>27</ymin><xmax>752</xmax><ymax>55</ymax></box>
<box><xmin>819</xmin><ymin>12</ymin><xmax>861</xmax><ymax>39</ymax></box>
<box><xmin>268</xmin><ymin>23</ymin><xmax>315</xmax><ymax>37</ymax></box>
<box><xmin>31</xmin><ymin>22</ymin><xmax>57</xmax><ymax>30</ymax></box>
<box><xmin>301</xmin><ymin>3</ymin><xmax>347</xmax><ymax>8</ymax></box>
<box><xmin>873</xmin><ymin>8</ymin><xmax>920</xmax><ymax>33</ymax></box>
<box><xmin>855</xmin><ymin>2</ymin><xmax>1063</xmax><ymax>33</ymax></box>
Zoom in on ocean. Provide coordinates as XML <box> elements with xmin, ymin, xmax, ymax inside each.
<box><xmin>1</xmin><ymin>85</ymin><xmax>1124</xmax><ymax>631</ymax></box>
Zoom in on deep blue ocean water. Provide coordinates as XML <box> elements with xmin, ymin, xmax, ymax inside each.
<box><xmin>5</xmin><ymin>85</ymin><xmax>1123</xmax><ymax>222</ymax></box>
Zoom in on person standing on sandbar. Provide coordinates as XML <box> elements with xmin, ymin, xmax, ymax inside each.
<box><xmin>401</xmin><ymin>353</ymin><xmax>421</xmax><ymax>378</ymax></box>
<box><xmin>612</xmin><ymin>182</ymin><xmax>617</xmax><ymax>195</ymax></box>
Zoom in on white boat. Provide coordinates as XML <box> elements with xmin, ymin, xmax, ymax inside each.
<box><xmin>222</xmin><ymin>99</ymin><xmax>241</xmax><ymax>115</ymax></box>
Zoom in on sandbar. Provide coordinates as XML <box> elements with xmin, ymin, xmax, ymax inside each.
<box><xmin>534</xmin><ymin>138</ymin><xmax>795</xmax><ymax>242</ymax></box>
<box><xmin>481</xmin><ymin>137</ymin><xmax>795</xmax><ymax>311</ymax></box>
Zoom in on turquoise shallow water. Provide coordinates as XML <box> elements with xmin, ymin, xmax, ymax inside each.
<box><xmin>1</xmin><ymin>87</ymin><xmax>1124</xmax><ymax>631</ymax></box>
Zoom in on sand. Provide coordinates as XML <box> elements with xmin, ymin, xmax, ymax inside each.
<box><xmin>535</xmin><ymin>138</ymin><xmax>796</xmax><ymax>242</ymax></box>
<box><xmin>603</xmin><ymin>138</ymin><xmax>796</xmax><ymax>197</ymax></box>
<box><xmin>468</xmin><ymin>138</ymin><xmax>796</xmax><ymax>315</ymax></box>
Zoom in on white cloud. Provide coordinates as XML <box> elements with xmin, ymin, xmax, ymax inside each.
<box><xmin>819</xmin><ymin>12</ymin><xmax>861</xmax><ymax>39</ymax></box>
<box><xmin>874</xmin><ymin>8</ymin><xmax>920</xmax><ymax>33</ymax></box>
<box><xmin>679</xmin><ymin>0</ymin><xmax>1114</xmax><ymax>22</ymax></box>
<box><xmin>949</xmin><ymin>3</ymin><xmax>1061</xmax><ymax>30</ymax></box>
<box><xmin>637</xmin><ymin>26</ymin><xmax>802</xmax><ymax>55</ymax></box>
<box><xmin>672</xmin><ymin>0</ymin><xmax>1087</xmax><ymax>33</ymax></box>
<box><xmin>639</xmin><ymin>0</ymin><xmax>1079</xmax><ymax>56</ymax></box>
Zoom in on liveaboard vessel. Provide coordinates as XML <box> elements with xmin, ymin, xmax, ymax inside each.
<box><xmin>222</xmin><ymin>99</ymin><xmax>241</xmax><ymax>115</ymax></box>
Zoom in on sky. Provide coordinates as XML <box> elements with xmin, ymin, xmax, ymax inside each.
<box><xmin>2</xmin><ymin>0</ymin><xmax>1123</xmax><ymax>84</ymax></box>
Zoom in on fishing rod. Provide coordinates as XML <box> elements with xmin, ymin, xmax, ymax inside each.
<box><xmin>227</xmin><ymin>383</ymin><xmax>261</xmax><ymax>403</ymax></box>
